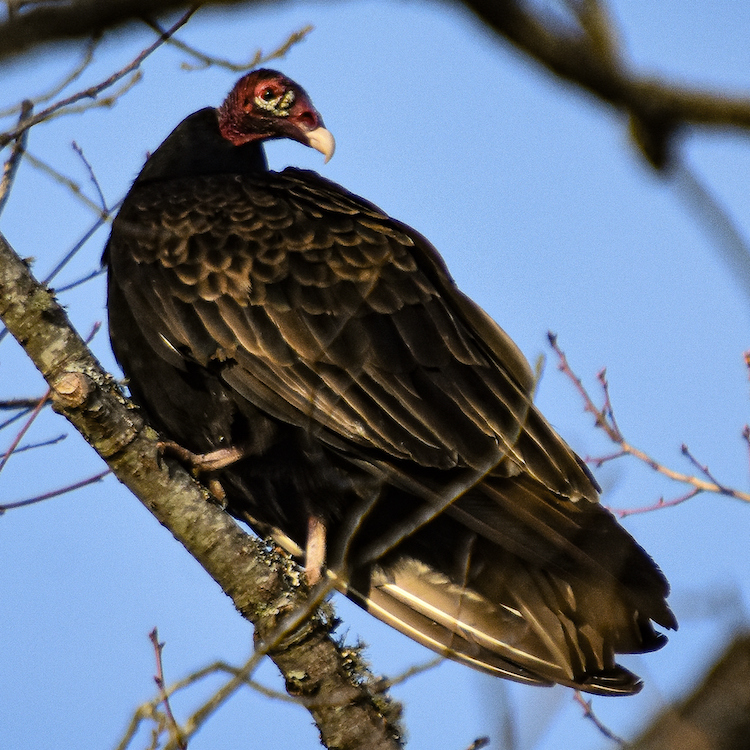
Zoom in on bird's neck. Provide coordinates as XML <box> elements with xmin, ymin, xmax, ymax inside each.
<box><xmin>134</xmin><ymin>107</ymin><xmax>268</xmax><ymax>186</ymax></box>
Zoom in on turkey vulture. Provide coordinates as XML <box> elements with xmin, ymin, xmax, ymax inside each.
<box><xmin>105</xmin><ymin>69</ymin><xmax>675</xmax><ymax>695</ymax></box>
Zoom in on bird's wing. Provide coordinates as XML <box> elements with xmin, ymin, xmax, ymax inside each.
<box><xmin>107</xmin><ymin>168</ymin><xmax>596</xmax><ymax>502</ymax></box>
<box><xmin>107</xmin><ymin>166</ymin><xmax>675</xmax><ymax>693</ymax></box>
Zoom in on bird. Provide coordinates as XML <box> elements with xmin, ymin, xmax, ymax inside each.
<box><xmin>105</xmin><ymin>68</ymin><xmax>675</xmax><ymax>695</ymax></box>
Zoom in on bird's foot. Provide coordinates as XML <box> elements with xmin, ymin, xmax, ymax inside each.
<box><xmin>157</xmin><ymin>440</ymin><xmax>249</xmax><ymax>472</ymax></box>
<box><xmin>157</xmin><ymin>440</ymin><xmax>251</xmax><ymax>507</ymax></box>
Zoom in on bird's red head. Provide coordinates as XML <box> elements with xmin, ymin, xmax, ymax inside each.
<box><xmin>217</xmin><ymin>69</ymin><xmax>335</xmax><ymax>162</ymax></box>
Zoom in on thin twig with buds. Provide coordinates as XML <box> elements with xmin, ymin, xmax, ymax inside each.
<box><xmin>548</xmin><ymin>332</ymin><xmax>750</xmax><ymax>513</ymax></box>
<box><xmin>149</xmin><ymin>629</ymin><xmax>187</xmax><ymax>750</ymax></box>
<box><xmin>573</xmin><ymin>691</ymin><xmax>626</xmax><ymax>746</ymax></box>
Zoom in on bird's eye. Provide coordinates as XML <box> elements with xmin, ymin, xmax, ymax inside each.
<box><xmin>254</xmin><ymin>85</ymin><xmax>292</xmax><ymax>115</ymax></box>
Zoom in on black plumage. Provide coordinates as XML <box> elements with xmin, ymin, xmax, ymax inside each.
<box><xmin>105</xmin><ymin>69</ymin><xmax>675</xmax><ymax>694</ymax></box>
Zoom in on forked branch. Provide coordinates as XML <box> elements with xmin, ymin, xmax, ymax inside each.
<box><xmin>548</xmin><ymin>332</ymin><xmax>750</xmax><ymax>515</ymax></box>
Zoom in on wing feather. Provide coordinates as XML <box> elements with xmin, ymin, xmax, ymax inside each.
<box><xmin>108</xmin><ymin>169</ymin><xmax>596</xmax><ymax>496</ymax></box>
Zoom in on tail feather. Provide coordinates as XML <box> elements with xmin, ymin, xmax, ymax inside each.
<box><xmin>342</xmin><ymin>555</ymin><xmax>646</xmax><ymax>695</ymax></box>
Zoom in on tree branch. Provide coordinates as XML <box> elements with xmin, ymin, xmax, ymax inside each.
<box><xmin>0</xmin><ymin>0</ymin><xmax>205</xmax><ymax>60</ymax></box>
<box><xmin>463</xmin><ymin>0</ymin><xmax>750</xmax><ymax>166</ymax></box>
<box><xmin>0</xmin><ymin>9</ymin><xmax>197</xmax><ymax>149</ymax></box>
<box><xmin>628</xmin><ymin>633</ymin><xmax>750</xmax><ymax>750</ymax></box>
<box><xmin>0</xmin><ymin>229</ymin><xmax>402</xmax><ymax>749</ymax></box>
<box><xmin>5</xmin><ymin>1</ymin><xmax>750</xmax><ymax>170</ymax></box>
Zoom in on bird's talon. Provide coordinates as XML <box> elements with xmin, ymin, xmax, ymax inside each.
<box><xmin>305</xmin><ymin>515</ymin><xmax>327</xmax><ymax>586</ymax></box>
<box><xmin>207</xmin><ymin>477</ymin><xmax>228</xmax><ymax>508</ymax></box>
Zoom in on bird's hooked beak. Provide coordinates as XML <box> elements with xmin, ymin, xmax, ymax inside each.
<box><xmin>305</xmin><ymin>126</ymin><xmax>336</xmax><ymax>163</ymax></box>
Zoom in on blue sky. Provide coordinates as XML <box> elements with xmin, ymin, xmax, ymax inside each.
<box><xmin>2</xmin><ymin>2</ymin><xmax>749</xmax><ymax>749</ymax></box>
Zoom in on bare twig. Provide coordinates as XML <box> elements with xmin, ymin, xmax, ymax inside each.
<box><xmin>0</xmin><ymin>35</ymin><xmax>98</xmax><ymax>119</ymax></box>
<box><xmin>0</xmin><ymin>407</ymin><xmax>32</xmax><ymax>431</ymax></box>
<box><xmin>72</xmin><ymin>140</ymin><xmax>109</xmax><ymax>212</ymax></box>
<box><xmin>115</xmin><ymin>696</ymin><xmax>166</xmax><ymax>750</ymax></box>
<box><xmin>0</xmin><ymin>206</ymin><xmax>116</xmax><ymax>346</ymax></box>
<box><xmin>38</xmin><ymin>69</ymin><xmax>143</xmax><ymax>119</ymax></box>
<box><xmin>0</xmin><ymin>99</ymin><xmax>32</xmax><ymax>218</ymax></box>
<box><xmin>53</xmin><ymin>266</ymin><xmax>106</xmax><ymax>294</ymax></box>
<box><xmin>121</xmin><ymin>622</ymin><xmax>431</xmax><ymax>746</ymax></box>
<box><xmin>615</xmin><ymin>487</ymin><xmax>701</xmax><ymax>519</ymax></box>
<box><xmin>0</xmin><ymin>386</ymin><xmax>49</xmax><ymax>475</ymax></box>
<box><xmin>116</xmin><ymin>658</ymin><xmax>300</xmax><ymax>749</ymax></box>
<box><xmin>43</xmin><ymin>204</ymin><xmax>120</xmax><ymax>285</ymax></box>
<box><xmin>149</xmin><ymin>629</ymin><xmax>187</xmax><ymax>750</ymax></box>
<box><xmin>0</xmin><ymin>468</ymin><xmax>110</xmax><ymax>513</ymax></box>
<box><xmin>34</xmin><ymin>35</ymin><xmax>100</xmax><ymax>105</ymax></box>
<box><xmin>680</xmin><ymin>443</ymin><xmax>728</xmax><ymax>491</ymax></box>
<box><xmin>83</xmin><ymin>320</ymin><xmax>101</xmax><ymax>343</ymax></box>
<box><xmin>122</xmin><ymin>625</ymin><xmax>425</xmax><ymax>745</ymax></box>
<box><xmin>145</xmin><ymin>21</ymin><xmax>313</xmax><ymax>72</ymax></box>
<box><xmin>0</xmin><ymin>395</ymin><xmax>49</xmax><ymax>410</ymax></box>
<box><xmin>169</xmin><ymin>577</ymin><xmax>338</xmax><ymax>750</ymax></box>
<box><xmin>0</xmin><ymin>431</ymin><xmax>65</xmax><ymax>458</ymax></box>
<box><xmin>0</xmin><ymin>8</ymin><xmax>198</xmax><ymax>148</ymax></box>
<box><xmin>379</xmin><ymin>656</ymin><xmax>443</xmax><ymax>690</ymax></box>
<box><xmin>547</xmin><ymin>332</ymin><xmax>611</xmax><ymax>431</ymax></box>
<box><xmin>548</xmin><ymin>332</ymin><xmax>750</xmax><ymax>508</ymax></box>
<box><xmin>128</xmin><ymin>559</ymin><xmax>416</xmax><ymax>750</ymax></box>
<box><xmin>573</xmin><ymin>691</ymin><xmax>626</xmax><ymax>746</ymax></box>
<box><xmin>172</xmin><ymin>659</ymin><xmax>297</xmax><ymax>702</ymax></box>
<box><xmin>24</xmin><ymin>150</ymin><xmax>109</xmax><ymax>217</ymax></box>
<box><xmin>167</xmin><ymin>653</ymin><xmax>265</xmax><ymax>750</ymax></box>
